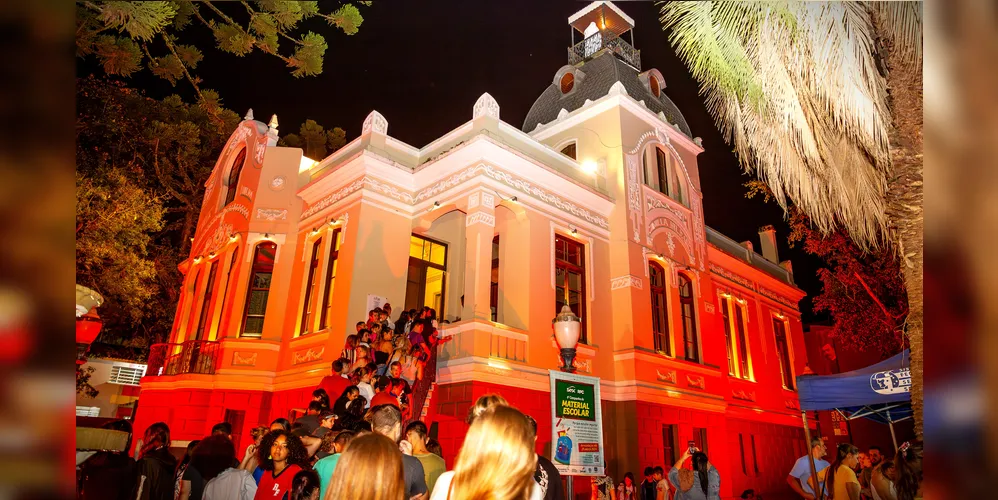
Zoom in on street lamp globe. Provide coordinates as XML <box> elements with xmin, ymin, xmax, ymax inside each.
<box><xmin>553</xmin><ymin>305</ymin><xmax>581</xmax><ymax>372</ymax></box>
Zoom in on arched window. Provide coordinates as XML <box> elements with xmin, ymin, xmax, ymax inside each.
<box><xmin>241</xmin><ymin>241</ymin><xmax>276</xmax><ymax>338</ymax></box>
<box><xmin>224</xmin><ymin>148</ymin><xmax>247</xmax><ymax>206</ymax></box>
<box><xmin>193</xmin><ymin>259</ymin><xmax>219</xmax><ymax>340</ymax></box>
<box><xmin>678</xmin><ymin>273</ymin><xmax>699</xmax><ymax>362</ymax></box>
<box><xmin>773</xmin><ymin>317</ymin><xmax>795</xmax><ymax>389</ymax></box>
<box><xmin>560</xmin><ymin>142</ymin><xmax>577</xmax><ymax>160</ymax></box>
<box><xmin>319</xmin><ymin>230</ymin><xmax>342</xmax><ymax>331</ymax></box>
<box><xmin>642</xmin><ymin>145</ymin><xmax>687</xmax><ymax>207</ymax></box>
<box><xmin>649</xmin><ymin>262</ymin><xmax>670</xmax><ymax>354</ymax></box>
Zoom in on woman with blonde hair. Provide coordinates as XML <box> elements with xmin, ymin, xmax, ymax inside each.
<box><xmin>465</xmin><ymin>393</ymin><xmax>509</xmax><ymax>424</ymax></box>
<box><xmin>324</xmin><ymin>433</ymin><xmax>404</xmax><ymax>500</ymax></box>
<box><xmin>431</xmin><ymin>405</ymin><xmax>541</xmax><ymax>500</ymax></box>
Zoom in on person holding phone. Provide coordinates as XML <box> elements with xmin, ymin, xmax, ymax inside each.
<box><xmin>668</xmin><ymin>445</ymin><xmax>720</xmax><ymax>500</ymax></box>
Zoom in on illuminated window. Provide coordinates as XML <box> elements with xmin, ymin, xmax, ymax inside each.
<box><xmin>560</xmin><ymin>142</ymin><xmax>577</xmax><ymax>160</ymax></box>
<box><xmin>678</xmin><ymin>273</ymin><xmax>699</xmax><ymax>363</ymax></box>
<box><xmin>194</xmin><ymin>260</ymin><xmax>219</xmax><ymax>340</ymax></box>
<box><xmin>490</xmin><ymin>235</ymin><xmax>499</xmax><ymax>322</ymax></box>
<box><xmin>300</xmin><ymin>237</ymin><xmax>323</xmax><ymax>335</ymax></box>
<box><xmin>560</xmin><ymin>72</ymin><xmax>575</xmax><ymax>94</ymax></box>
<box><xmin>649</xmin><ymin>261</ymin><xmax>670</xmax><ymax>354</ymax></box>
<box><xmin>721</xmin><ymin>296</ymin><xmax>736</xmax><ymax>375</ymax></box>
<box><xmin>185</xmin><ymin>268</ymin><xmax>203</xmax><ymax>337</ymax></box>
<box><xmin>650</xmin><ymin>75</ymin><xmax>661</xmax><ymax>97</ymax></box>
<box><xmin>662</xmin><ymin>424</ymin><xmax>678</xmax><ymax>468</ymax></box>
<box><xmin>76</xmin><ymin>406</ymin><xmax>101</xmax><ymax>417</ymax></box>
<box><xmin>241</xmin><ymin>242</ymin><xmax>276</xmax><ymax>338</ymax></box>
<box><xmin>734</xmin><ymin>304</ymin><xmax>751</xmax><ymax>379</ymax></box>
<box><xmin>319</xmin><ymin>230</ymin><xmax>342</xmax><ymax>330</ymax></box>
<box><xmin>224</xmin><ymin>148</ymin><xmax>247</xmax><ymax>206</ymax></box>
<box><xmin>405</xmin><ymin>234</ymin><xmax>448</xmax><ymax>317</ymax></box>
<box><xmin>721</xmin><ymin>296</ymin><xmax>752</xmax><ymax>379</ymax></box>
<box><xmin>555</xmin><ymin>234</ymin><xmax>586</xmax><ymax>344</ymax></box>
<box><xmin>773</xmin><ymin>317</ymin><xmax>795</xmax><ymax>389</ymax></box>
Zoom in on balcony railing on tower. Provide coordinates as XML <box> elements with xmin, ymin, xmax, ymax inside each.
<box><xmin>568</xmin><ymin>30</ymin><xmax>641</xmax><ymax>69</ymax></box>
<box><xmin>146</xmin><ymin>340</ymin><xmax>221</xmax><ymax>377</ymax></box>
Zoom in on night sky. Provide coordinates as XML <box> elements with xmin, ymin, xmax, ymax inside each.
<box><xmin>80</xmin><ymin>0</ymin><xmax>826</xmax><ymax>322</ymax></box>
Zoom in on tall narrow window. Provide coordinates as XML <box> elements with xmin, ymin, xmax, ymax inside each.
<box><xmin>693</xmin><ymin>427</ymin><xmax>709</xmax><ymax>457</ymax></box>
<box><xmin>773</xmin><ymin>317</ymin><xmax>795</xmax><ymax>389</ymax></box>
<box><xmin>649</xmin><ymin>262</ymin><xmax>670</xmax><ymax>354</ymax></box>
<box><xmin>751</xmin><ymin>435</ymin><xmax>760</xmax><ymax>475</ymax></box>
<box><xmin>224</xmin><ymin>148</ymin><xmax>247</xmax><ymax>206</ymax></box>
<box><xmin>734</xmin><ymin>304</ymin><xmax>751</xmax><ymax>379</ymax></box>
<box><xmin>560</xmin><ymin>143</ymin><xmax>577</xmax><ymax>160</ymax></box>
<box><xmin>194</xmin><ymin>260</ymin><xmax>219</xmax><ymax>340</ymax></box>
<box><xmin>490</xmin><ymin>235</ymin><xmax>500</xmax><ymax>322</ymax></box>
<box><xmin>721</xmin><ymin>296</ymin><xmax>736</xmax><ymax>375</ymax></box>
<box><xmin>185</xmin><ymin>268</ymin><xmax>203</xmax><ymax>338</ymax></box>
<box><xmin>214</xmin><ymin>248</ymin><xmax>239</xmax><ymax>339</ymax></box>
<box><xmin>655</xmin><ymin>147</ymin><xmax>670</xmax><ymax>195</ymax></box>
<box><xmin>662</xmin><ymin>424</ymin><xmax>678</xmax><ymax>468</ymax></box>
<box><xmin>555</xmin><ymin>234</ymin><xmax>587</xmax><ymax>344</ymax></box>
<box><xmin>299</xmin><ymin>237</ymin><xmax>323</xmax><ymax>335</ymax></box>
<box><xmin>678</xmin><ymin>273</ymin><xmax>699</xmax><ymax>362</ymax></box>
<box><xmin>404</xmin><ymin>235</ymin><xmax>448</xmax><ymax>317</ymax></box>
<box><xmin>241</xmin><ymin>242</ymin><xmax>276</xmax><ymax>338</ymax></box>
<box><xmin>319</xmin><ymin>230</ymin><xmax>342</xmax><ymax>331</ymax></box>
<box><xmin>738</xmin><ymin>434</ymin><xmax>747</xmax><ymax>474</ymax></box>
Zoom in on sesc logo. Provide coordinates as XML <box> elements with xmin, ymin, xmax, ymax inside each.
<box><xmin>870</xmin><ymin>368</ymin><xmax>911</xmax><ymax>395</ymax></box>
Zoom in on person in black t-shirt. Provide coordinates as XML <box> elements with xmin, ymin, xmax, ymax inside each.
<box><xmin>641</xmin><ymin>467</ymin><xmax>657</xmax><ymax>500</ymax></box>
<box><xmin>525</xmin><ymin>415</ymin><xmax>565</xmax><ymax>500</ymax></box>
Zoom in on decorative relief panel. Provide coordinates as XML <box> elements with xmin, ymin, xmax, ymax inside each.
<box><xmin>467</xmin><ymin>192</ymin><xmax>480</xmax><ymax>209</ymax></box>
<box><xmin>687</xmin><ymin>374</ymin><xmax>706</xmax><ymax>390</ymax></box>
<box><xmin>473</xmin><ymin>92</ymin><xmax>500</xmax><ymax>119</ymax></box>
<box><xmin>465</xmin><ymin>212</ymin><xmax>496</xmax><ymax>227</ymax></box>
<box><xmin>574</xmin><ymin>358</ymin><xmax>592</xmax><ymax>374</ymax></box>
<box><xmin>270</xmin><ymin>176</ymin><xmax>286</xmax><ymax>191</ymax></box>
<box><xmin>610</xmin><ymin>275</ymin><xmax>643</xmax><ymax>290</ymax></box>
<box><xmin>481</xmin><ymin>192</ymin><xmax>495</xmax><ymax>207</ymax></box>
<box><xmin>704</xmin><ymin>303</ymin><xmax>715</xmax><ymax>314</ymax></box>
<box><xmin>232</xmin><ymin>352</ymin><xmax>258</xmax><ymax>367</ymax></box>
<box><xmin>256</xmin><ymin>208</ymin><xmax>288</xmax><ymax>221</ymax></box>
<box><xmin>732</xmin><ymin>389</ymin><xmax>756</xmax><ymax>402</ymax></box>
<box><xmin>239</xmin><ymin>186</ymin><xmax>255</xmax><ymax>201</ymax></box>
<box><xmin>785</xmin><ymin>399</ymin><xmax>801</xmax><ymax>410</ymax></box>
<box><xmin>759</xmin><ymin>286</ymin><xmax>797</xmax><ymax>308</ymax></box>
<box><xmin>625</xmin><ymin>156</ymin><xmax>642</xmax><ymax>242</ymax></box>
<box><xmin>656</xmin><ymin>369</ymin><xmax>677</xmax><ymax>384</ymax></box>
<box><xmin>708</xmin><ymin>263</ymin><xmax>755</xmax><ymax>290</ymax></box>
<box><xmin>301</xmin><ymin>178</ymin><xmax>366</xmax><ymax>220</ymax></box>
<box><xmin>362</xmin><ymin>111</ymin><xmax>388</xmax><ymax>134</ymax></box>
<box><xmin>293</xmin><ymin>346</ymin><xmax>325</xmax><ymax>365</ymax></box>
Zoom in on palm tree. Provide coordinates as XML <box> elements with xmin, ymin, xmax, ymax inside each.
<box><xmin>659</xmin><ymin>2</ymin><xmax>922</xmax><ymax>435</ymax></box>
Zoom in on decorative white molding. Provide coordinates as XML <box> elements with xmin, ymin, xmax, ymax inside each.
<box><xmin>708</xmin><ymin>263</ymin><xmax>755</xmax><ymax>290</ymax></box>
<box><xmin>256</xmin><ymin>208</ymin><xmax>288</xmax><ymax>221</ymax></box>
<box><xmin>467</xmin><ymin>192</ymin><xmax>480</xmax><ymax>209</ymax></box>
<box><xmin>232</xmin><ymin>352</ymin><xmax>258</xmax><ymax>366</ymax></box>
<box><xmin>557</xmin><ymin>108</ymin><xmax>569</xmax><ymax>120</ymax></box>
<box><xmin>465</xmin><ymin>212</ymin><xmax>496</xmax><ymax>227</ymax></box>
<box><xmin>292</xmin><ymin>346</ymin><xmax>325</xmax><ymax>365</ymax></box>
<box><xmin>704</xmin><ymin>303</ymin><xmax>716</xmax><ymax>314</ymax></box>
<box><xmin>687</xmin><ymin>374</ymin><xmax>706</xmax><ymax>390</ymax></box>
<box><xmin>362</xmin><ymin>110</ymin><xmax>388</xmax><ymax>135</ymax></box>
<box><xmin>481</xmin><ymin>192</ymin><xmax>495</xmax><ymax>207</ymax></box>
<box><xmin>610</xmin><ymin>275</ymin><xmax>643</xmax><ymax>290</ymax></box>
<box><xmin>472</xmin><ymin>92</ymin><xmax>500</xmax><ymax>119</ymax></box>
<box><xmin>656</xmin><ymin>369</ymin><xmax>677</xmax><ymax>384</ymax></box>
<box><xmin>270</xmin><ymin>176</ymin><xmax>286</xmax><ymax>191</ymax></box>
<box><xmin>608</xmin><ymin>81</ymin><xmax>628</xmax><ymax>96</ymax></box>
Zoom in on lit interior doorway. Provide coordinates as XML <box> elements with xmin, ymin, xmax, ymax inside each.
<box><xmin>405</xmin><ymin>234</ymin><xmax>448</xmax><ymax>316</ymax></box>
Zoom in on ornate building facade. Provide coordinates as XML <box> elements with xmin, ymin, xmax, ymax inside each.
<box><xmin>135</xmin><ymin>2</ymin><xmax>813</xmax><ymax>497</ymax></box>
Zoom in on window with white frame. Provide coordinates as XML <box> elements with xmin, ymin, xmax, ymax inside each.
<box><xmin>108</xmin><ymin>364</ymin><xmax>146</xmax><ymax>385</ymax></box>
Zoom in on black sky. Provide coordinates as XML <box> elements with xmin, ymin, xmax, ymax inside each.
<box><xmin>80</xmin><ymin>0</ymin><xmax>826</xmax><ymax>322</ymax></box>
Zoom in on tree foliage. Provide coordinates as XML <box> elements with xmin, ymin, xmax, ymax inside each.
<box><xmin>77</xmin><ymin>365</ymin><xmax>99</xmax><ymax>399</ymax></box>
<box><xmin>279</xmin><ymin>119</ymin><xmax>347</xmax><ymax>160</ymax></box>
<box><xmin>747</xmin><ymin>180</ymin><xmax>907</xmax><ymax>357</ymax></box>
<box><xmin>77</xmin><ymin>1</ymin><xmax>366</xmax><ymax>99</ymax></box>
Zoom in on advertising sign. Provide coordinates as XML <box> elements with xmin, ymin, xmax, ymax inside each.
<box><xmin>366</xmin><ymin>294</ymin><xmax>388</xmax><ymax>315</ymax></box>
<box><xmin>549</xmin><ymin>370</ymin><xmax>604</xmax><ymax>476</ymax></box>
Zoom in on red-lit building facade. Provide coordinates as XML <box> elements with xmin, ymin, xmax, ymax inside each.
<box><xmin>135</xmin><ymin>3</ymin><xmax>814</xmax><ymax>497</ymax></box>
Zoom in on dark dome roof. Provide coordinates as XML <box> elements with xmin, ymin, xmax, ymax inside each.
<box><xmin>522</xmin><ymin>52</ymin><xmax>692</xmax><ymax>137</ymax></box>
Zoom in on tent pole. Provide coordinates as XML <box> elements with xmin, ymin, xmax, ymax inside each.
<box><xmin>888</xmin><ymin>412</ymin><xmax>898</xmax><ymax>451</ymax></box>
<box><xmin>801</xmin><ymin>410</ymin><xmax>823</xmax><ymax>500</ymax></box>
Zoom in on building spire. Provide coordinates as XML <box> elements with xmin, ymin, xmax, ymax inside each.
<box><xmin>244</xmin><ymin>108</ymin><xmax>254</xmax><ymax>121</ymax></box>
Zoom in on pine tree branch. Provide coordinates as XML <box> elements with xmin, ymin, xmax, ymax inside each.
<box><xmin>159</xmin><ymin>33</ymin><xmax>204</xmax><ymax>101</ymax></box>
<box><xmin>150</xmin><ymin>138</ymin><xmax>191</xmax><ymax>204</ymax></box>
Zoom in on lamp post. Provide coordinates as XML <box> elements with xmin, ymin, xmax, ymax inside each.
<box><xmin>553</xmin><ymin>305</ymin><xmax>581</xmax><ymax>372</ymax></box>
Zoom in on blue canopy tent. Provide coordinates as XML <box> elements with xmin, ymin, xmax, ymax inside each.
<box><xmin>791</xmin><ymin>350</ymin><xmax>911</xmax><ymax>500</ymax></box>
<box><xmin>797</xmin><ymin>349</ymin><xmax>912</xmax><ymax>450</ymax></box>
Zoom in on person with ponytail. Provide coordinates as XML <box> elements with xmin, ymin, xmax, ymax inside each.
<box><xmin>892</xmin><ymin>441</ymin><xmax>922</xmax><ymax>500</ymax></box>
<box><xmin>133</xmin><ymin>422</ymin><xmax>178</xmax><ymax>500</ymax></box>
<box><xmin>825</xmin><ymin>443</ymin><xmax>861</xmax><ymax>500</ymax></box>
<box><xmin>668</xmin><ymin>448</ymin><xmax>720</xmax><ymax>500</ymax></box>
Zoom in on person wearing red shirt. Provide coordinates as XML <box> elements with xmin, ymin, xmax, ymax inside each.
<box><xmin>369</xmin><ymin>377</ymin><xmax>400</xmax><ymax>408</ymax></box>
<box><xmin>317</xmin><ymin>359</ymin><xmax>351</xmax><ymax>402</ymax></box>
<box><xmin>254</xmin><ymin>430</ymin><xmax>309</xmax><ymax>500</ymax></box>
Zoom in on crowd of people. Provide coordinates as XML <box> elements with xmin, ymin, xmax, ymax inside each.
<box><xmin>787</xmin><ymin>438</ymin><xmax>923</xmax><ymax>500</ymax></box>
<box><xmin>77</xmin><ymin>302</ymin><xmax>923</xmax><ymax>500</ymax></box>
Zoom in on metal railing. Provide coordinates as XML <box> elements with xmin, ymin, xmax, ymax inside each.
<box><xmin>146</xmin><ymin>340</ymin><xmax>221</xmax><ymax>377</ymax></box>
<box><xmin>568</xmin><ymin>30</ymin><xmax>641</xmax><ymax>69</ymax></box>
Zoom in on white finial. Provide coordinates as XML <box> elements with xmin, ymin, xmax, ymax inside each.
<box><xmin>244</xmin><ymin>108</ymin><xmax>254</xmax><ymax>121</ymax></box>
<box><xmin>694</xmin><ymin>137</ymin><xmax>703</xmax><ymax>147</ymax></box>
<box><xmin>608</xmin><ymin>81</ymin><xmax>628</xmax><ymax>96</ymax></box>
<box><xmin>362</xmin><ymin>110</ymin><xmax>388</xmax><ymax>135</ymax></box>
<box><xmin>473</xmin><ymin>93</ymin><xmax>500</xmax><ymax>119</ymax></box>
<box><xmin>557</xmin><ymin>108</ymin><xmax>570</xmax><ymax>120</ymax></box>
<box><xmin>268</xmin><ymin>114</ymin><xmax>279</xmax><ymax>130</ymax></box>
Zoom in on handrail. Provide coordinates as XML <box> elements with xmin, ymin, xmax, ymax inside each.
<box><xmin>568</xmin><ymin>29</ymin><xmax>641</xmax><ymax>69</ymax></box>
<box><xmin>146</xmin><ymin>340</ymin><xmax>221</xmax><ymax>377</ymax></box>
